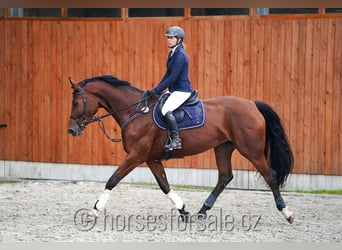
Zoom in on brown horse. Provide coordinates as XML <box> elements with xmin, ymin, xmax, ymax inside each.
<box><xmin>67</xmin><ymin>75</ymin><xmax>294</xmax><ymax>223</ymax></box>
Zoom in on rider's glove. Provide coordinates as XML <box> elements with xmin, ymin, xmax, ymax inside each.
<box><xmin>145</xmin><ymin>88</ymin><xmax>158</xmax><ymax>97</ymax></box>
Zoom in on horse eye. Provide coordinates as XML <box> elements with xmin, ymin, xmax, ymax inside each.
<box><xmin>72</xmin><ymin>101</ymin><xmax>78</xmax><ymax>106</ymax></box>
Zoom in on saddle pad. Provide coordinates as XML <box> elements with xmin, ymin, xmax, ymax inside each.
<box><xmin>153</xmin><ymin>100</ymin><xmax>206</xmax><ymax>131</ymax></box>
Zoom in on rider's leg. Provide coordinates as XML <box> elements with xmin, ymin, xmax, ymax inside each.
<box><xmin>161</xmin><ymin>91</ymin><xmax>191</xmax><ymax>150</ymax></box>
<box><xmin>164</xmin><ymin>111</ymin><xmax>182</xmax><ymax>150</ymax></box>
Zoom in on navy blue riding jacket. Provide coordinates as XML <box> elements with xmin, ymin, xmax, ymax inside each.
<box><xmin>154</xmin><ymin>44</ymin><xmax>193</xmax><ymax>94</ymax></box>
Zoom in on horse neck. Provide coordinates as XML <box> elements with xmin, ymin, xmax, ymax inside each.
<box><xmin>86</xmin><ymin>81</ymin><xmax>141</xmax><ymax>124</ymax></box>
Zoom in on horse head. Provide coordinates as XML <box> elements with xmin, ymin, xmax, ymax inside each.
<box><xmin>67</xmin><ymin>77</ymin><xmax>99</xmax><ymax>137</ymax></box>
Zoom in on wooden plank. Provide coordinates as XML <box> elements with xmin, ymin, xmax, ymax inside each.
<box><xmin>100</xmin><ymin>20</ymin><xmax>116</xmax><ymax>164</ymax></box>
<box><xmin>216</xmin><ymin>21</ymin><xmax>225</xmax><ymax>96</ymax></box>
<box><xmin>209</xmin><ymin>20</ymin><xmax>217</xmax><ymax>97</ymax></box>
<box><xmin>282</xmin><ymin>19</ymin><xmax>292</xmax><ymax>156</ymax></box>
<box><xmin>144</xmin><ymin>21</ymin><xmax>154</xmax><ymax>87</ymax></box>
<box><xmin>64</xmin><ymin>21</ymin><xmax>78</xmax><ymax>164</ymax></box>
<box><xmin>59</xmin><ymin>20</ymin><xmax>66</xmax><ymax>164</ymax></box>
<box><xmin>262</xmin><ymin>19</ymin><xmax>272</xmax><ymax>105</ymax></box>
<box><xmin>203</xmin><ymin>20</ymin><xmax>212</xmax><ymax>98</ymax></box>
<box><xmin>223</xmin><ymin>19</ymin><xmax>232</xmax><ymax>96</ymax></box>
<box><xmin>79</xmin><ymin>21</ymin><xmax>93</xmax><ymax>164</ymax></box>
<box><xmin>294</xmin><ymin>19</ymin><xmax>308</xmax><ymax>174</ymax></box>
<box><xmin>289</xmin><ymin>19</ymin><xmax>301</xmax><ymax>173</ymax></box>
<box><xmin>6</xmin><ymin>21</ymin><xmax>16</xmax><ymax>160</ymax></box>
<box><xmin>226</xmin><ymin>19</ymin><xmax>239</xmax><ymax>169</ymax></box>
<box><xmin>25</xmin><ymin>21</ymin><xmax>35</xmax><ymax>162</ymax></box>
<box><xmin>324</xmin><ymin>18</ymin><xmax>335</xmax><ymax>175</ymax></box>
<box><xmin>310</xmin><ymin>19</ymin><xmax>321</xmax><ymax>174</ymax></box>
<box><xmin>179</xmin><ymin>20</ymin><xmax>195</xmax><ymax>170</ymax></box>
<box><xmin>0</xmin><ymin>20</ymin><xmax>8</xmax><ymax>159</ymax></box>
<box><xmin>14</xmin><ymin>21</ymin><xmax>27</xmax><ymax>160</ymax></box>
<box><xmin>140</xmin><ymin>21</ymin><xmax>148</xmax><ymax>90</ymax></box>
<box><xmin>243</xmin><ymin>18</ymin><xmax>253</xmax><ymax>170</ymax></box>
<box><xmin>236</xmin><ymin>19</ymin><xmax>246</xmax><ymax>99</ymax></box>
<box><xmin>318</xmin><ymin>19</ymin><xmax>328</xmax><ymax>173</ymax></box>
<box><xmin>203</xmin><ymin>20</ymin><xmax>213</xmax><ymax>168</ymax></box>
<box><xmin>95</xmin><ymin>21</ymin><xmax>105</xmax><ymax>165</ymax></box>
<box><xmin>229</xmin><ymin>19</ymin><xmax>238</xmax><ymax>98</ymax></box>
<box><xmin>242</xmin><ymin>18</ymin><xmax>251</xmax><ymax>100</ymax></box>
<box><xmin>250</xmin><ymin>18</ymin><xmax>264</xmax><ymax>100</ymax></box>
<box><xmin>303</xmin><ymin>19</ymin><xmax>314</xmax><ymax>173</ymax></box>
<box><xmin>256</xmin><ymin>19</ymin><xmax>265</xmax><ymax>100</ymax></box>
<box><xmin>269</xmin><ymin>19</ymin><xmax>278</xmax><ymax>109</ymax></box>
<box><xmin>42</xmin><ymin>21</ymin><xmax>52</xmax><ymax>162</ymax></box>
<box><xmin>21</xmin><ymin>20</ymin><xmax>30</xmax><ymax>161</ymax></box>
<box><xmin>7</xmin><ymin>21</ymin><xmax>20</xmax><ymax>160</ymax></box>
<box><xmin>37</xmin><ymin>22</ymin><xmax>47</xmax><ymax>162</ymax></box>
<box><xmin>93</xmin><ymin>21</ymin><xmax>103</xmax><ymax>165</ymax></box>
<box><xmin>186</xmin><ymin>19</ymin><xmax>197</xmax><ymax>93</ymax></box>
<box><xmin>54</xmin><ymin>20</ymin><xmax>66</xmax><ymax>163</ymax></box>
<box><xmin>332</xmin><ymin>18</ymin><xmax>342</xmax><ymax>174</ymax></box>
<box><xmin>193</xmin><ymin>20</ymin><xmax>206</xmax><ymax>169</ymax></box>
<box><xmin>275</xmin><ymin>20</ymin><xmax>285</xmax><ymax>116</ymax></box>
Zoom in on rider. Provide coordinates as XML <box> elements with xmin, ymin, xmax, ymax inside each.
<box><xmin>147</xmin><ymin>26</ymin><xmax>194</xmax><ymax>151</ymax></box>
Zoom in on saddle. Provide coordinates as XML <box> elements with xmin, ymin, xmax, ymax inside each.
<box><xmin>152</xmin><ymin>90</ymin><xmax>206</xmax><ymax>131</ymax></box>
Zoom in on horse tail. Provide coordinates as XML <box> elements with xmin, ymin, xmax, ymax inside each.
<box><xmin>254</xmin><ymin>101</ymin><xmax>294</xmax><ymax>187</ymax></box>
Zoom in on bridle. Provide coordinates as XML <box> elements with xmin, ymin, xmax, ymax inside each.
<box><xmin>70</xmin><ymin>87</ymin><xmax>93</xmax><ymax>124</ymax></box>
<box><xmin>70</xmin><ymin>85</ymin><xmax>155</xmax><ymax>142</ymax></box>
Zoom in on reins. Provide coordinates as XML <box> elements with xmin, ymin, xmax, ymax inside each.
<box><xmin>74</xmin><ymin>89</ymin><xmax>155</xmax><ymax>142</ymax></box>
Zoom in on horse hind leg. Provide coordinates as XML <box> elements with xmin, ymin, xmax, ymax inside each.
<box><xmin>251</xmin><ymin>156</ymin><xmax>294</xmax><ymax>224</ymax></box>
<box><xmin>252</xmin><ymin>100</ymin><xmax>294</xmax><ymax>223</ymax></box>
<box><xmin>235</xmin><ymin>123</ymin><xmax>294</xmax><ymax>223</ymax></box>
<box><xmin>197</xmin><ymin>141</ymin><xmax>234</xmax><ymax>218</ymax></box>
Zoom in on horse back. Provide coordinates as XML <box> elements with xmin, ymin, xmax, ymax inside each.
<box><xmin>202</xmin><ymin>95</ymin><xmax>265</xmax><ymax>132</ymax></box>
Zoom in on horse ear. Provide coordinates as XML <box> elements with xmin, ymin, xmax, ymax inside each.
<box><xmin>68</xmin><ymin>77</ymin><xmax>78</xmax><ymax>90</ymax></box>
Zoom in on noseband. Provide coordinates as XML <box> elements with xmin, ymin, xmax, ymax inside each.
<box><xmin>70</xmin><ymin>87</ymin><xmax>94</xmax><ymax>130</ymax></box>
<box><xmin>71</xmin><ymin>87</ymin><xmax>89</xmax><ymax>119</ymax></box>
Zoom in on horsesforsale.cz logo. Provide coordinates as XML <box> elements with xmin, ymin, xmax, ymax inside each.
<box><xmin>74</xmin><ymin>208</ymin><xmax>97</xmax><ymax>231</ymax></box>
<box><xmin>73</xmin><ymin>208</ymin><xmax>262</xmax><ymax>232</ymax></box>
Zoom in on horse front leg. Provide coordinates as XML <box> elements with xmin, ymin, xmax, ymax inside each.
<box><xmin>147</xmin><ymin>160</ymin><xmax>190</xmax><ymax>222</ymax></box>
<box><xmin>89</xmin><ymin>156</ymin><xmax>140</xmax><ymax>219</ymax></box>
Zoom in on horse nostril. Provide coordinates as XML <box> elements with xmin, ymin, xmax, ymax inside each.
<box><xmin>68</xmin><ymin>128</ymin><xmax>76</xmax><ymax>136</ymax></box>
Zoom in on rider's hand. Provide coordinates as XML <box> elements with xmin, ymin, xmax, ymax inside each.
<box><xmin>145</xmin><ymin>88</ymin><xmax>157</xmax><ymax>97</ymax></box>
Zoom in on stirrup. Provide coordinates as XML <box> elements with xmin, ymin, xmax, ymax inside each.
<box><xmin>164</xmin><ymin>139</ymin><xmax>182</xmax><ymax>151</ymax></box>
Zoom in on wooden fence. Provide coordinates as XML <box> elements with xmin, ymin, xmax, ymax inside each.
<box><xmin>0</xmin><ymin>16</ymin><xmax>341</xmax><ymax>175</ymax></box>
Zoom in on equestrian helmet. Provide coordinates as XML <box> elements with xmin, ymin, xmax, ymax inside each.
<box><xmin>165</xmin><ymin>26</ymin><xmax>185</xmax><ymax>40</ymax></box>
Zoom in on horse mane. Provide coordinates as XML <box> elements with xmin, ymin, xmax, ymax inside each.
<box><xmin>78</xmin><ymin>75</ymin><xmax>142</xmax><ymax>93</ymax></box>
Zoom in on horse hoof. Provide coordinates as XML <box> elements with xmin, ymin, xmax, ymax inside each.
<box><xmin>87</xmin><ymin>209</ymin><xmax>98</xmax><ymax>221</ymax></box>
<box><xmin>180</xmin><ymin>211</ymin><xmax>191</xmax><ymax>223</ymax></box>
<box><xmin>287</xmin><ymin>214</ymin><xmax>294</xmax><ymax>224</ymax></box>
<box><xmin>196</xmin><ymin>213</ymin><xmax>207</xmax><ymax>220</ymax></box>
<box><xmin>281</xmin><ymin>207</ymin><xmax>294</xmax><ymax>224</ymax></box>
<box><xmin>87</xmin><ymin>214</ymin><xmax>96</xmax><ymax>221</ymax></box>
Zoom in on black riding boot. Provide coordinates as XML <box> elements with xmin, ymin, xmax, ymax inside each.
<box><xmin>164</xmin><ymin>111</ymin><xmax>182</xmax><ymax>150</ymax></box>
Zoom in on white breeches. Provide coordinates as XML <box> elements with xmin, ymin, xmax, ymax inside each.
<box><xmin>161</xmin><ymin>91</ymin><xmax>192</xmax><ymax>116</ymax></box>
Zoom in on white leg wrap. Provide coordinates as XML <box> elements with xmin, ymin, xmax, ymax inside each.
<box><xmin>281</xmin><ymin>206</ymin><xmax>293</xmax><ymax>219</ymax></box>
<box><xmin>92</xmin><ymin>209</ymin><xmax>98</xmax><ymax>217</ymax></box>
<box><xmin>95</xmin><ymin>189</ymin><xmax>112</xmax><ymax>210</ymax></box>
<box><xmin>167</xmin><ymin>189</ymin><xmax>184</xmax><ymax>210</ymax></box>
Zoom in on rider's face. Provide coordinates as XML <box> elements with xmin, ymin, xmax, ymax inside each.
<box><xmin>167</xmin><ymin>36</ymin><xmax>178</xmax><ymax>48</ymax></box>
